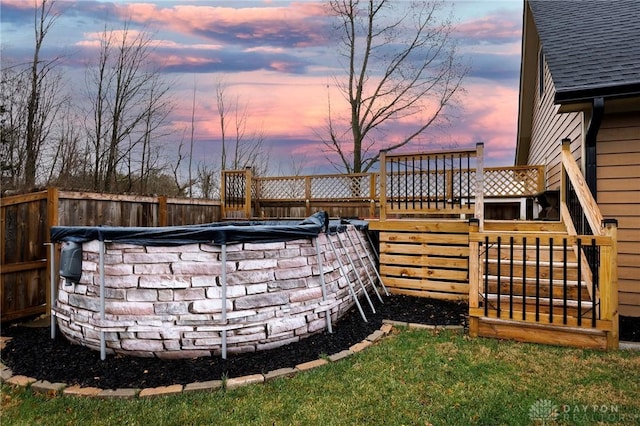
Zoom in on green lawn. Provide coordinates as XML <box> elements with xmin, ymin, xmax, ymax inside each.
<box><xmin>2</xmin><ymin>328</ymin><xmax>639</xmax><ymax>425</ymax></box>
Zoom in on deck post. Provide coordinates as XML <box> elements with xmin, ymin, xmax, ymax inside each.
<box><xmin>220</xmin><ymin>171</ymin><xmax>227</xmax><ymax>219</ymax></box>
<box><xmin>474</xmin><ymin>143</ymin><xmax>484</xmax><ymax>231</ymax></box>
<box><xmin>468</xmin><ymin>218</ymin><xmax>480</xmax><ymax>337</ymax></box>
<box><xmin>601</xmin><ymin>219</ymin><xmax>619</xmax><ymax>349</ymax></box>
<box><xmin>379</xmin><ymin>150</ymin><xmax>387</xmax><ymax>221</ymax></box>
<box><xmin>244</xmin><ymin>167</ymin><xmax>252</xmax><ymax>219</ymax></box>
<box><xmin>369</xmin><ymin>173</ymin><xmax>377</xmax><ymax>218</ymax></box>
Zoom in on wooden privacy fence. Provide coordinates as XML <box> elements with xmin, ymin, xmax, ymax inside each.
<box><xmin>0</xmin><ymin>188</ymin><xmax>221</xmax><ymax>322</ymax></box>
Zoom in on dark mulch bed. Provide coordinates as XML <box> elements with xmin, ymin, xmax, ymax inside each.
<box><xmin>2</xmin><ymin>296</ymin><xmax>638</xmax><ymax>390</ymax></box>
<box><xmin>0</xmin><ymin>295</ymin><xmax>466</xmax><ymax>390</ymax></box>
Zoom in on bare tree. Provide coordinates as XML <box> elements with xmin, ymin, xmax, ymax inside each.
<box><xmin>171</xmin><ymin>134</ymin><xmax>194</xmax><ymax>196</ymax></box>
<box><xmin>22</xmin><ymin>0</ymin><xmax>64</xmax><ymax>189</ymax></box>
<box><xmin>0</xmin><ymin>66</ymin><xmax>28</xmax><ymax>190</ymax></box>
<box><xmin>322</xmin><ymin>0</ymin><xmax>466</xmax><ymax>173</ymax></box>
<box><xmin>45</xmin><ymin>102</ymin><xmax>90</xmax><ymax>189</ymax></box>
<box><xmin>0</xmin><ymin>0</ymin><xmax>65</xmax><ymax>191</ymax></box>
<box><xmin>84</xmin><ymin>22</ymin><xmax>172</xmax><ymax>193</ymax></box>
<box><xmin>215</xmin><ymin>78</ymin><xmax>270</xmax><ymax>175</ymax></box>
<box><xmin>196</xmin><ymin>162</ymin><xmax>219</xmax><ymax>199</ymax></box>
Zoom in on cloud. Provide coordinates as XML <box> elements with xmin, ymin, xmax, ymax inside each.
<box><xmin>116</xmin><ymin>2</ymin><xmax>331</xmax><ymax>49</ymax></box>
<box><xmin>456</xmin><ymin>12</ymin><xmax>522</xmax><ymax>45</ymax></box>
<box><xmin>465</xmin><ymin>48</ymin><xmax>521</xmax><ymax>81</ymax></box>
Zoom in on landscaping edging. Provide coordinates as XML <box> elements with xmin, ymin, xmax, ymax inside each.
<box><xmin>0</xmin><ymin>321</ymin><xmax>465</xmax><ymax>399</ymax></box>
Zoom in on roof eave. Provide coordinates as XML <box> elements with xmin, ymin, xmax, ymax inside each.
<box><xmin>555</xmin><ymin>81</ymin><xmax>640</xmax><ymax>105</ymax></box>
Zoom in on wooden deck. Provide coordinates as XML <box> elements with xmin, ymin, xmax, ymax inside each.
<box><xmin>218</xmin><ymin>143</ymin><xmax>619</xmax><ymax>350</ymax></box>
<box><xmin>3</xmin><ymin>144</ymin><xmax>619</xmax><ymax>350</ymax></box>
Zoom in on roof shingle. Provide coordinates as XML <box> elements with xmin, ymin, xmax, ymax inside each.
<box><xmin>529</xmin><ymin>0</ymin><xmax>640</xmax><ymax>102</ymax></box>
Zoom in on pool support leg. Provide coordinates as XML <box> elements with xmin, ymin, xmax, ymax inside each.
<box><xmin>48</xmin><ymin>243</ymin><xmax>56</xmax><ymax>339</ymax></box>
<box><xmin>221</xmin><ymin>243</ymin><xmax>227</xmax><ymax>360</ymax></box>
<box><xmin>99</xmin><ymin>240</ymin><xmax>106</xmax><ymax>361</ymax></box>
<box><xmin>315</xmin><ymin>237</ymin><xmax>333</xmax><ymax>333</ymax></box>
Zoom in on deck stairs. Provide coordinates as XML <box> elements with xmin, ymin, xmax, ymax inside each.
<box><xmin>468</xmin><ymin>218</ymin><xmax>618</xmax><ymax>349</ymax></box>
<box><xmin>479</xmin><ymin>222</ymin><xmax>596</xmax><ymax>324</ymax></box>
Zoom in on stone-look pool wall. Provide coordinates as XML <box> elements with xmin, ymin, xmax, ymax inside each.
<box><xmin>53</xmin><ymin>226</ymin><xmax>377</xmax><ymax>358</ymax></box>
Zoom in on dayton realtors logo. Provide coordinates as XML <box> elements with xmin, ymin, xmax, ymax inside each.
<box><xmin>528</xmin><ymin>399</ymin><xmax>629</xmax><ymax>424</ymax></box>
<box><xmin>528</xmin><ymin>399</ymin><xmax>559</xmax><ymax>424</ymax></box>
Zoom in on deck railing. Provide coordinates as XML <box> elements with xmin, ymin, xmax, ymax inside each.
<box><xmin>220</xmin><ymin>145</ymin><xmax>545</xmax><ymax>220</ymax></box>
<box><xmin>378</xmin><ymin>144</ymin><xmax>484</xmax><ymax>222</ymax></box>
<box><xmin>221</xmin><ymin>167</ymin><xmax>253</xmax><ymax>219</ymax></box>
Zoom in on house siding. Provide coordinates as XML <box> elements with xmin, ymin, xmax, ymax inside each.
<box><xmin>597</xmin><ymin>112</ymin><xmax>640</xmax><ymax>317</ymax></box>
<box><xmin>525</xmin><ymin>55</ymin><xmax>640</xmax><ymax>317</ymax></box>
<box><xmin>528</xmin><ymin>55</ymin><xmax>583</xmax><ymax>189</ymax></box>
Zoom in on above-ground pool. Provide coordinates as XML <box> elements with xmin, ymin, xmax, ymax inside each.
<box><xmin>50</xmin><ymin>212</ymin><xmax>384</xmax><ymax>360</ymax></box>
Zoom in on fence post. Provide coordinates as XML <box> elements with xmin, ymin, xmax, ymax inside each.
<box><xmin>601</xmin><ymin>218</ymin><xmax>619</xmax><ymax>349</ymax></box>
<box><xmin>46</xmin><ymin>187</ymin><xmax>59</xmax><ymax>318</ymax></box>
<box><xmin>379</xmin><ymin>150</ymin><xmax>387</xmax><ymax>221</ymax></box>
<box><xmin>468</xmin><ymin>217</ymin><xmax>480</xmax><ymax>337</ymax></box>
<box><xmin>474</xmin><ymin>143</ymin><xmax>484</xmax><ymax>231</ymax></box>
<box><xmin>244</xmin><ymin>167</ymin><xmax>252</xmax><ymax>219</ymax></box>
<box><xmin>158</xmin><ymin>195</ymin><xmax>168</xmax><ymax>227</ymax></box>
<box><xmin>305</xmin><ymin>176</ymin><xmax>312</xmax><ymax>217</ymax></box>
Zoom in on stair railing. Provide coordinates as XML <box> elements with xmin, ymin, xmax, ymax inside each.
<box><xmin>560</xmin><ymin>139</ymin><xmax>618</xmax><ymax>348</ymax></box>
<box><xmin>560</xmin><ymin>139</ymin><xmax>603</xmax><ymax>237</ymax></box>
<box><xmin>467</xmin><ymin>141</ymin><xmax>619</xmax><ymax>349</ymax></box>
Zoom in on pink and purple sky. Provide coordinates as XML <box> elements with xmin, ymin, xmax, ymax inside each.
<box><xmin>1</xmin><ymin>0</ymin><xmax>524</xmax><ymax>175</ymax></box>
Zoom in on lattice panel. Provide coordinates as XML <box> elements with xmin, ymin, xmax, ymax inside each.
<box><xmin>452</xmin><ymin>171</ymin><xmax>476</xmax><ymax>198</ymax></box>
<box><xmin>485</xmin><ymin>167</ymin><xmax>541</xmax><ymax>197</ymax></box>
<box><xmin>311</xmin><ymin>175</ymin><xmax>372</xmax><ymax>199</ymax></box>
<box><xmin>257</xmin><ymin>178</ymin><xmax>305</xmax><ymax>199</ymax></box>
